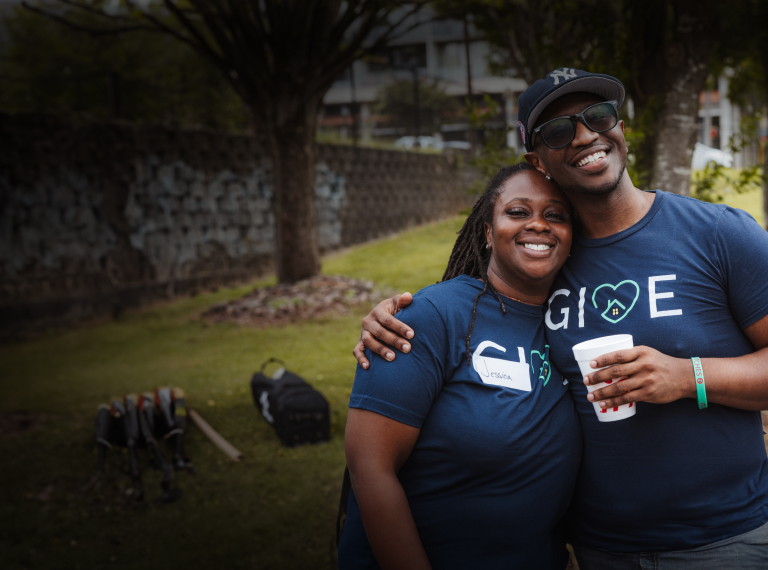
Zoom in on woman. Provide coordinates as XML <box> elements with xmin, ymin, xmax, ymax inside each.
<box><xmin>337</xmin><ymin>163</ymin><xmax>580</xmax><ymax>569</ymax></box>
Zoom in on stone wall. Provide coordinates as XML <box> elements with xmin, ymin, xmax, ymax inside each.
<box><xmin>0</xmin><ymin>114</ymin><xmax>477</xmax><ymax>339</ymax></box>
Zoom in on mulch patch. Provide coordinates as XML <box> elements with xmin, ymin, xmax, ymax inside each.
<box><xmin>200</xmin><ymin>275</ymin><xmax>394</xmax><ymax>328</ymax></box>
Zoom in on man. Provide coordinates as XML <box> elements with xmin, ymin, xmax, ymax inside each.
<box><xmin>355</xmin><ymin>68</ymin><xmax>768</xmax><ymax>568</ymax></box>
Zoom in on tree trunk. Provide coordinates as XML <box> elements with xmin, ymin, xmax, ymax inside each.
<box><xmin>648</xmin><ymin>65</ymin><xmax>707</xmax><ymax>195</ymax></box>
<box><xmin>647</xmin><ymin>0</ymin><xmax>717</xmax><ymax>195</ymax></box>
<box><xmin>269</xmin><ymin>103</ymin><xmax>321</xmax><ymax>284</ymax></box>
<box><xmin>763</xmin><ymin>149</ymin><xmax>768</xmax><ymax>230</ymax></box>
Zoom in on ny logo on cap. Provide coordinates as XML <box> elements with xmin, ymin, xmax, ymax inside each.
<box><xmin>549</xmin><ymin>68</ymin><xmax>577</xmax><ymax>85</ymax></box>
<box><xmin>517</xmin><ymin>120</ymin><xmax>527</xmax><ymax>147</ymax></box>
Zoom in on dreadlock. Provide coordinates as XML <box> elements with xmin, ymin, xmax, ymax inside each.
<box><xmin>441</xmin><ymin>162</ymin><xmax>538</xmax><ymax>364</ymax></box>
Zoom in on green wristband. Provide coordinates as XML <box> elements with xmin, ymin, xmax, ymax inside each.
<box><xmin>691</xmin><ymin>356</ymin><xmax>707</xmax><ymax>409</ymax></box>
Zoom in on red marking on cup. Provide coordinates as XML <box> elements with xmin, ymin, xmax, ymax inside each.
<box><xmin>600</xmin><ymin>377</ymin><xmax>632</xmax><ymax>413</ymax></box>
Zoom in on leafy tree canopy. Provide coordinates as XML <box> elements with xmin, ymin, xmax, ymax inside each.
<box><xmin>0</xmin><ymin>3</ymin><xmax>247</xmax><ymax>129</ymax></box>
<box><xmin>373</xmin><ymin>78</ymin><xmax>460</xmax><ymax>135</ymax></box>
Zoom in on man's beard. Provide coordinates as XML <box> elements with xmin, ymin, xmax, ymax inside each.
<box><xmin>558</xmin><ymin>161</ymin><xmax>627</xmax><ymax>197</ymax></box>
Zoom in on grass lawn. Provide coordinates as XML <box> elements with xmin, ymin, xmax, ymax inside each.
<box><xmin>1</xmin><ymin>187</ymin><xmax>762</xmax><ymax>570</ymax></box>
<box><xmin>719</xmin><ymin>187</ymin><xmax>764</xmax><ymax>226</ymax></box>
<box><xmin>0</xmin><ymin>217</ymin><xmax>463</xmax><ymax>570</ymax></box>
<box><xmin>692</xmin><ymin>166</ymin><xmax>764</xmax><ymax>226</ymax></box>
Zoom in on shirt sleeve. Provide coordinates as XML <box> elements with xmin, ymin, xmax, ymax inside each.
<box><xmin>349</xmin><ymin>294</ymin><xmax>451</xmax><ymax>428</ymax></box>
<box><xmin>714</xmin><ymin>206</ymin><xmax>768</xmax><ymax>328</ymax></box>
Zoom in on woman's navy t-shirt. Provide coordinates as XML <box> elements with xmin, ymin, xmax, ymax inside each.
<box><xmin>338</xmin><ymin>275</ymin><xmax>581</xmax><ymax>569</ymax></box>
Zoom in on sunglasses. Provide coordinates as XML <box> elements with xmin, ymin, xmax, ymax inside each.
<box><xmin>531</xmin><ymin>100</ymin><xmax>620</xmax><ymax>149</ymax></box>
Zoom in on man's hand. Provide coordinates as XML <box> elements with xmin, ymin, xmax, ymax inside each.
<box><xmin>588</xmin><ymin>315</ymin><xmax>768</xmax><ymax>411</ymax></box>
<box><xmin>583</xmin><ymin>346</ymin><xmax>693</xmax><ymax>409</ymax></box>
<box><xmin>353</xmin><ymin>293</ymin><xmax>415</xmax><ymax>369</ymax></box>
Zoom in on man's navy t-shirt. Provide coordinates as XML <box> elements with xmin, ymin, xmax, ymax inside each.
<box><xmin>545</xmin><ymin>191</ymin><xmax>768</xmax><ymax>551</ymax></box>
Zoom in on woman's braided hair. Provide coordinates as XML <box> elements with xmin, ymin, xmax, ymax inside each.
<box><xmin>441</xmin><ymin>162</ymin><xmax>538</xmax><ymax>364</ymax></box>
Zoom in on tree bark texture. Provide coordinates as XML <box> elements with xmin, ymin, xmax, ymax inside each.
<box><xmin>645</xmin><ymin>0</ymin><xmax>717</xmax><ymax>195</ymax></box>
<box><xmin>648</xmin><ymin>63</ymin><xmax>708</xmax><ymax>195</ymax></box>
<box><xmin>763</xmin><ymin>151</ymin><xmax>768</xmax><ymax>231</ymax></box>
<box><xmin>268</xmin><ymin>103</ymin><xmax>321</xmax><ymax>283</ymax></box>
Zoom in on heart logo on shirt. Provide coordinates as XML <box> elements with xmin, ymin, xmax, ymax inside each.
<box><xmin>591</xmin><ymin>280</ymin><xmax>640</xmax><ymax>324</ymax></box>
<box><xmin>530</xmin><ymin>347</ymin><xmax>552</xmax><ymax>386</ymax></box>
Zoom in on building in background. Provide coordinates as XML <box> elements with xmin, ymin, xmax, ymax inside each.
<box><xmin>322</xmin><ymin>12</ymin><xmax>749</xmax><ymax>168</ymax></box>
<box><xmin>321</xmin><ymin>12</ymin><xmax>527</xmax><ymax>153</ymax></box>
<box><xmin>697</xmin><ymin>74</ymin><xmax>764</xmax><ymax>169</ymax></box>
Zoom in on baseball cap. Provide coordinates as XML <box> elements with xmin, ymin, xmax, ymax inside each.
<box><xmin>518</xmin><ymin>67</ymin><xmax>625</xmax><ymax>151</ymax></box>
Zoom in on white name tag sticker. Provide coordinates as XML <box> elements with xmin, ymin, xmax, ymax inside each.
<box><xmin>471</xmin><ymin>340</ymin><xmax>532</xmax><ymax>392</ymax></box>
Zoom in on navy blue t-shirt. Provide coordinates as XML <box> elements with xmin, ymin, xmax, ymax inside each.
<box><xmin>339</xmin><ymin>275</ymin><xmax>581</xmax><ymax>569</ymax></box>
<box><xmin>545</xmin><ymin>190</ymin><xmax>768</xmax><ymax>551</ymax></box>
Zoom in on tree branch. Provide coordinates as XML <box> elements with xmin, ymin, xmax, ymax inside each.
<box><xmin>21</xmin><ymin>0</ymin><xmax>151</xmax><ymax>36</ymax></box>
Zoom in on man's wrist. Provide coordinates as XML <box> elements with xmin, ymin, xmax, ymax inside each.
<box><xmin>691</xmin><ymin>357</ymin><xmax>708</xmax><ymax>409</ymax></box>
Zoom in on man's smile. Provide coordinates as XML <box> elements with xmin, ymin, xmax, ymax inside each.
<box><xmin>575</xmin><ymin>150</ymin><xmax>607</xmax><ymax>168</ymax></box>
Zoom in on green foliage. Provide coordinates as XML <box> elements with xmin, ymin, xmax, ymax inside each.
<box><xmin>691</xmin><ymin>165</ymin><xmax>764</xmax><ymax>204</ymax></box>
<box><xmin>622</xmin><ymin>101</ymin><xmax>661</xmax><ymax>191</ymax></box>
<box><xmin>691</xmin><ymin>117</ymin><xmax>764</xmax><ymax>202</ymax></box>
<box><xmin>727</xmin><ymin>57</ymin><xmax>766</xmax><ymax>109</ymax></box>
<box><xmin>447</xmin><ymin>0</ymin><xmax>622</xmax><ymax>84</ymax></box>
<box><xmin>442</xmin><ymin>1</ymin><xmax>766</xmax><ymax>194</ymax></box>
<box><xmin>373</xmin><ymin>77</ymin><xmax>460</xmax><ymax>134</ymax></box>
<box><xmin>716</xmin><ymin>182</ymin><xmax>765</xmax><ymax>227</ymax></box>
<box><xmin>464</xmin><ymin>95</ymin><xmax>523</xmax><ymax>196</ymax></box>
<box><xmin>0</xmin><ymin>5</ymin><xmax>248</xmax><ymax>129</ymax></box>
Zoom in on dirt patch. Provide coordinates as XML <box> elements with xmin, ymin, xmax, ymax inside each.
<box><xmin>201</xmin><ymin>275</ymin><xmax>395</xmax><ymax>328</ymax></box>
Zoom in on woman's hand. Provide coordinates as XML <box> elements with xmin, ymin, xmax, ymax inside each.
<box><xmin>353</xmin><ymin>292</ymin><xmax>415</xmax><ymax>369</ymax></box>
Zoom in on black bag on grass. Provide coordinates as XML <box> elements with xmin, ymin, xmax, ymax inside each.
<box><xmin>250</xmin><ymin>358</ymin><xmax>330</xmax><ymax>447</ymax></box>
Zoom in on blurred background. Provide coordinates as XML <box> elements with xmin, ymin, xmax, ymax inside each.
<box><xmin>2</xmin><ymin>1</ymin><xmax>768</xmax><ymax>568</ymax></box>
